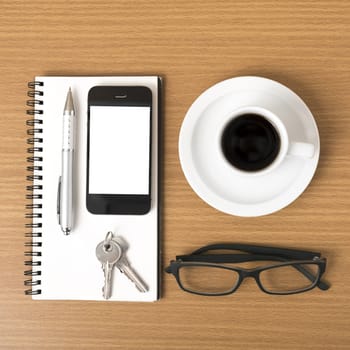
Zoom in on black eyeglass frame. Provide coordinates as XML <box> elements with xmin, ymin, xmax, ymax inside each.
<box><xmin>165</xmin><ymin>243</ymin><xmax>329</xmax><ymax>296</ymax></box>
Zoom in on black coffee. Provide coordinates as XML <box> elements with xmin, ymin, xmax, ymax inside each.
<box><xmin>221</xmin><ymin>114</ymin><xmax>280</xmax><ymax>172</ymax></box>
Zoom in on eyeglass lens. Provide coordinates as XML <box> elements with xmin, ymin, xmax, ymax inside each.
<box><xmin>259</xmin><ymin>263</ymin><xmax>320</xmax><ymax>293</ymax></box>
<box><xmin>179</xmin><ymin>265</ymin><xmax>240</xmax><ymax>295</ymax></box>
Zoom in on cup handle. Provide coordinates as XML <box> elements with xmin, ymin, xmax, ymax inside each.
<box><xmin>288</xmin><ymin>142</ymin><xmax>315</xmax><ymax>158</ymax></box>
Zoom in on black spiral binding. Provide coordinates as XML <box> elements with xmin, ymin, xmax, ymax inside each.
<box><xmin>24</xmin><ymin>81</ymin><xmax>44</xmax><ymax>295</ymax></box>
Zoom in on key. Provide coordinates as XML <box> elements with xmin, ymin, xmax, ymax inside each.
<box><xmin>112</xmin><ymin>238</ymin><xmax>149</xmax><ymax>293</ymax></box>
<box><xmin>96</xmin><ymin>233</ymin><xmax>122</xmax><ymax>299</ymax></box>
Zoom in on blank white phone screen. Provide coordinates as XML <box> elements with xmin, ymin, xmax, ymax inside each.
<box><xmin>89</xmin><ymin>106</ymin><xmax>150</xmax><ymax>195</ymax></box>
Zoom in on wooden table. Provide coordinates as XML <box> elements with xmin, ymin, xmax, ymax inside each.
<box><xmin>1</xmin><ymin>1</ymin><xmax>350</xmax><ymax>349</ymax></box>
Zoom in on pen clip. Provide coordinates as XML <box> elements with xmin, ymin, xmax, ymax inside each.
<box><xmin>57</xmin><ymin>176</ymin><xmax>61</xmax><ymax>225</ymax></box>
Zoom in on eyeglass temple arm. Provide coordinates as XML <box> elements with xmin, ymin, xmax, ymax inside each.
<box><xmin>176</xmin><ymin>253</ymin><xmax>329</xmax><ymax>290</ymax></box>
<box><xmin>190</xmin><ymin>243</ymin><xmax>321</xmax><ymax>260</ymax></box>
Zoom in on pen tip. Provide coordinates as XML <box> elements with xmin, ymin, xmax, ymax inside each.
<box><xmin>64</xmin><ymin>87</ymin><xmax>75</xmax><ymax>114</ymax></box>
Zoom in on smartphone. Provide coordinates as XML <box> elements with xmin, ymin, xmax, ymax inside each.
<box><xmin>86</xmin><ymin>86</ymin><xmax>152</xmax><ymax>215</ymax></box>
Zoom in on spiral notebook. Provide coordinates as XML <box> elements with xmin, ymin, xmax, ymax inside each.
<box><xmin>24</xmin><ymin>76</ymin><xmax>161</xmax><ymax>301</ymax></box>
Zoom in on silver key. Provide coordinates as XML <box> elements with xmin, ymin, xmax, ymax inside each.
<box><xmin>112</xmin><ymin>238</ymin><xmax>149</xmax><ymax>293</ymax></box>
<box><xmin>96</xmin><ymin>232</ymin><xmax>122</xmax><ymax>299</ymax></box>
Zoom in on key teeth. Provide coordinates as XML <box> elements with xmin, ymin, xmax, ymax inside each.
<box><xmin>136</xmin><ymin>284</ymin><xmax>148</xmax><ymax>293</ymax></box>
<box><xmin>102</xmin><ymin>286</ymin><xmax>111</xmax><ymax>300</ymax></box>
<box><xmin>120</xmin><ymin>265</ymin><xmax>149</xmax><ymax>293</ymax></box>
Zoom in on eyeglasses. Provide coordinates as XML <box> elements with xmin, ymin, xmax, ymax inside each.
<box><xmin>165</xmin><ymin>243</ymin><xmax>330</xmax><ymax>296</ymax></box>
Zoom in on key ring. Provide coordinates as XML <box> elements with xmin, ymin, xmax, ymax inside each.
<box><xmin>103</xmin><ymin>231</ymin><xmax>114</xmax><ymax>252</ymax></box>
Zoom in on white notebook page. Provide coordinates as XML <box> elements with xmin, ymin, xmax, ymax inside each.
<box><xmin>30</xmin><ymin>76</ymin><xmax>159</xmax><ymax>301</ymax></box>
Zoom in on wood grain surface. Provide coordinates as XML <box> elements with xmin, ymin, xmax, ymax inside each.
<box><xmin>1</xmin><ymin>0</ymin><xmax>350</xmax><ymax>349</ymax></box>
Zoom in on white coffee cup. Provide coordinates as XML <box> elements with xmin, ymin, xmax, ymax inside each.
<box><xmin>218</xmin><ymin>106</ymin><xmax>315</xmax><ymax>177</ymax></box>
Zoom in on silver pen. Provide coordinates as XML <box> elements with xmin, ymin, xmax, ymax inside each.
<box><xmin>57</xmin><ymin>87</ymin><xmax>76</xmax><ymax>235</ymax></box>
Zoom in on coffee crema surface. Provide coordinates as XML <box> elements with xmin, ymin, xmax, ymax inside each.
<box><xmin>221</xmin><ymin>114</ymin><xmax>281</xmax><ymax>172</ymax></box>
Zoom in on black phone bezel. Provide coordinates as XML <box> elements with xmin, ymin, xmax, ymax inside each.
<box><xmin>86</xmin><ymin>85</ymin><xmax>152</xmax><ymax>215</ymax></box>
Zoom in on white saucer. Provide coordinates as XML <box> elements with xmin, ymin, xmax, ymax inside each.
<box><xmin>179</xmin><ymin>76</ymin><xmax>320</xmax><ymax>217</ymax></box>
